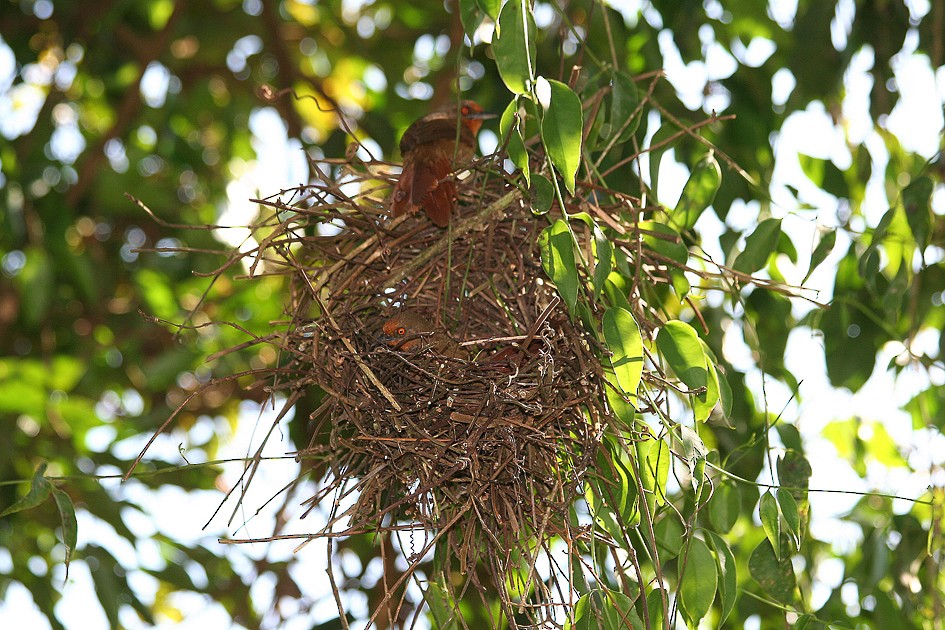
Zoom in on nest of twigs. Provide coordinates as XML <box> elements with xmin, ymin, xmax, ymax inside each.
<box><xmin>262</xmin><ymin>159</ymin><xmax>612</xmax><ymax>608</ymax></box>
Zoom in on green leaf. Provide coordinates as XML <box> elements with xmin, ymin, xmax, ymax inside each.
<box><xmin>475</xmin><ymin>0</ymin><xmax>500</xmax><ymax>19</ymax></box>
<box><xmin>694</xmin><ymin>354</ymin><xmax>722</xmax><ymax>423</ymax></box>
<box><xmin>804</xmin><ymin>228</ymin><xmax>836</xmax><ymax>282</ymax></box>
<box><xmin>424</xmin><ymin>579</ymin><xmax>459</xmax><ymax>630</ymax></box>
<box><xmin>656</xmin><ymin>320</ymin><xmax>706</xmax><ymax>389</ymax></box>
<box><xmin>748</xmin><ymin>538</ymin><xmax>797</xmax><ymax>604</ymax></box>
<box><xmin>759</xmin><ymin>490</ymin><xmax>781</xmax><ymax>559</ymax></box>
<box><xmin>637</xmin><ymin>436</ymin><xmax>671</xmax><ymax>512</ymax></box>
<box><xmin>777</xmin><ymin>449</ymin><xmax>812</xmax><ymax>505</ymax></box>
<box><xmin>798</xmin><ymin>153</ymin><xmax>849</xmax><ymax>198</ymax></box>
<box><xmin>708</xmin><ymin>482</ymin><xmax>740</xmax><ymax>533</ymax></box>
<box><xmin>673</xmin><ymin>152</ymin><xmax>721</xmax><ymax>231</ymax></box>
<box><xmin>601</xmin><ymin>589</ymin><xmax>643</xmax><ymax>630</ymax></box>
<box><xmin>777</xmin><ymin>487</ymin><xmax>801</xmax><ymax>548</ymax></box>
<box><xmin>539</xmin><ymin>219</ymin><xmax>578</xmax><ymax>310</ymax></box>
<box><xmin>733</xmin><ymin>218</ymin><xmax>782</xmax><ymax>274</ymax></box>
<box><xmin>608</xmin><ymin>70</ymin><xmax>641</xmax><ymax>142</ymax></box>
<box><xmin>538</xmin><ymin>78</ymin><xmax>583</xmax><ymax>194</ymax></box>
<box><xmin>639</xmin><ymin>220</ymin><xmax>688</xmax><ymax>265</ymax></box>
<box><xmin>500</xmin><ymin>98</ymin><xmax>530</xmax><ymax>185</ymax></box>
<box><xmin>1</xmin><ymin>462</ymin><xmax>51</xmax><ymax>517</ymax></box>
<box><xmin>902</xmin><ymin>175</ymin><xmax>933</xmax><ymax>249</ymax></box>
<box><xmin>458</xmin><ymin>0</ymin><xmax>483</xmax><ymax>37</ymax></box>
<box><xmin>592</xmin><ymin>226</ymin><xmax>613</xmax><ymax>298</ymax></box>
<box><xmin>602</xmin><ymin>307</ymin><xmax>644</xmax><ymax>409</ymax></box>
<box><xmin>653</xmin><ymin>513</ymin><xmax>684</xmax><ymax>559</ymax></box>
<box><xmin>52</xmin><ymin>488</ymin><xmax>78</xmax><ymax>580</ymax></box>
<box><xmin>493</xmin><ymin>0</ymin><xmax>535</xmax><ymax>94</ymax></box>
<box><xmin>530</xmin><ymin>174</ymin><xmax>554</xmax><ymax>214</ymax></box>
<box><xmin>679</xmin><ymin>537</ymin><xmax>718</xmax><ymax>626</ymax></box>
<box><xmin>705</xmin><ymin>531</ymin><xmax>737</xmax><ymax>626</ymax></box>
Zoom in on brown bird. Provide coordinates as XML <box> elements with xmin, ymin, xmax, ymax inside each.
<box><xmin>390</xmin><ymin>100</ymin><xmax>491</xmax><ymax>227</ymax></box>
<box><xmin>380</xmin><ymin>312</ymin><xmax>467</xmax><ymax>359</ymax></box>
<box><xmin>379</xmin><ymin>312</ymin><xmax>542</xmax><ymax>372</ymax></box>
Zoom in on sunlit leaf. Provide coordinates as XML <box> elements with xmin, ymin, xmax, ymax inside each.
<box><xmin>592</xmin><ymin>226</ymin><xmax>613</xmax><ymax>298</ymax></box>
<box><xmin>777</xmin><ymin>487</ymin><xmax>801</xmax><ymax>549</ymax></box>
<box><xmin>638</xmin><ymin>436</ymin><xmax>671</xmax><ymax>512</ymax></box>
<box><xmin>759</xmin><ymin>490</ymin><xmax>782</xmax><ymax>559</ymax></box>
<box><xmin>639</xmin><ymin>220</ymin><xmax>688</xmax><ymax>264</ymax></box>
<box><xmin>733</xmin><ymin>218</ymin><xmax>782</xmax><ymax>274</ymax></box>
<box><xmin>673</xmin><ymin>152</ymin><xmax>721</xmax><ymax>231</ymax></box>
<box><xmin>803</xmin><ymin>228</ymin><xmax>836</xmax><ymax>282</ymax></box>
<box><xmin>538</xmin><ymin>78</ymin><xmax>583</xmax><ymax>194</ymax></box>
<box><xmin>602</xmin><ymin>307</ymin><xmax>644</xmax><ymax>408</ymax></box>
<box><xmin>493</xmin><ymin>0</ymin><xmax>535</xmax><ymax>94</ymax></box>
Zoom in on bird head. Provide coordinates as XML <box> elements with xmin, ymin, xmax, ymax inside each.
<box><xmin>379</xmin><ymin>312</ymin><xmax>438</xmax><ymax>351</ymax></box>
<box><xmin>454</xmin><ymin>100</ymin><xmax>494</xmax><ymax>136</ymax></box>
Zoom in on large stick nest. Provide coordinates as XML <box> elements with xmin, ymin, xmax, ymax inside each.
<box><xmin>274</xmin><ymin>163</ymin><xmax>609</xmax><ymax>576</ymax></box>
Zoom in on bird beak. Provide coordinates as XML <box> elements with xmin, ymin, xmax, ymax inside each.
<box><xmin>467</xmin><ymin>111</ymin><xmax>496</xmax><ymax>121</ymax></box>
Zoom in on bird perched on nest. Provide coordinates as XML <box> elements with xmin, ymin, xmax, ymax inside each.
<box><xmin>380</xmin><ymin>312</ymin><xmax>542</xmax><ymax>371</ymax></box>
<box><xmin>389</xmin><ymin>100</ymin><xmax>492</xmax><ymax>227</ymax></box>
<box><xmin>380</xmin><ymin>311</ymin><xmax>467</xmax><ymax>359</ymax></box>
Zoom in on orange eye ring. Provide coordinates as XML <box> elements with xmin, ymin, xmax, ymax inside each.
<box><xmin>397</xmin><ymin>327</ymin><xmax>406</xmax><ymax>336</ymax></box>
<box><xmin>461</xmin><ymin>105</ymin><xmax>470</xmax><ymax>116</ymax></box>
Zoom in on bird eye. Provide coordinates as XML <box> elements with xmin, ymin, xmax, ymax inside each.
<box><xmin>461</xmin><ymin>106</ymin><xmax>470</xmax><ymax>115</ymax></box>
<box><xmin>397</xmin><ymin>327</ymin><xmax>406</xmax><ymax>335</ymax></box>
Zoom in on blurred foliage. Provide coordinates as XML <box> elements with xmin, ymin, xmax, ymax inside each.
<box><xmin>0</xmin><ymin>0</ymin><xmax>943</xmax><ymax>628</ymax></box>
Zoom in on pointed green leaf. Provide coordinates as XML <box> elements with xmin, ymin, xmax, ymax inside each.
<box><xmin>493</xmin><ymin>0</ymin><xmax>535</xmax><ymax>94</ymax></box>
<box><xmin>759</xmin><ymin>490</ymin><xmax>782</xmax><ymax>560</ymax></box>
<box><xmin>803</xmin><ymin>228</ymin><xmax>836</xmax><ymax>282</ymax></box>
<box><xmin>539</xmin><ymin>219</ymin><xmax>578</xmax><ymax>309</ymax></box>
<box><xmin>777</xmin><ymin>487</ymin><xmax>801</xmax><ymax>548</ymax></box>
<box><xmin>637</xmin><ymin>437</ymin><xmax>671</xmax><ymax>512</ymax></box>
<box><xmin>639</xmin><ymin>220</ymin><xmax>688</xmax><ymax>264</ymax></box>
<box><xmin>459</xmin><ymin>0</ymin><xmax>483</xmax><ymax>36</ymax></box>
<box><xmin>530</xmin><ymin>174</ymin><xmax>554</xmax><ymax>214</ymax></box>
<box><xmin>500</xmin><ymin>98</ymin><xmax>530</xmax><ymax>185</ymax></box>
<box><xmin>708</xmin><ymin>482</ymin><xmax>740</xmax><ymax>533</ymax></box>
<box><xmin>679</xmin><ymin>537</ymin><xmax>718</xmax><ymax>627</ymax></box>
<box><xmin>1</xmin><ymin>462</ymin><xmax>51</xmax><ymax>517</ymax></box>
<box><xmin>592</xmin><ymin>226</ymin><xmax>613</xmax><ymax>298</ymax></box>
<box><xmin>538</xmin><ymin>78</ymin><xmax>583</xmax><ymax>194</ymax></box>
<box><xmin>656</xmin><ymin>320</ymin><xmax>707</xmax><ymax>391</ymax></box>
<box><xmin>733</xmin><ymin>218</ymin><xmax>782</xmax><ymax>274</ymax></box>
<box><xmin>475</xmin><ymin>0</ymin><xmax>500</xmax><ymax>19</ymax></box>
<box><xmin>749</xmin><ymin>538</ymin><xmax>797</xmax><ymax>604</ymax></box>
<box><xmin>602</xmin><ymin>307</ymin><xmax>644</xmax><ymax>409</ymax></box>
<box><xmin>52</xmin><ymin>488</ymin><xmax>78</xmax><ymax>580</ymax></box>
<box><xmin>608</xmin><ymin>70</ymin><xmax>642</xmax><ymax>142</ymax></box>
<box><xmin>705</xmin><ymin>531</ymin><xmax>738</xmax><ymax>626</ymax></box>
<box><xmin>673</xmin><ymin>152</ymin><xmax>721</xmax><ymax>231</ymax></box>
<box><xmin>601</xmin><ymin>589</ymin><xmax>644</xmax><ymax>630</ymax></box>
<box><xmin>902</xmin><ymin>175</ymin><xmax>933</xmax><ymax>249</ymax></box>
